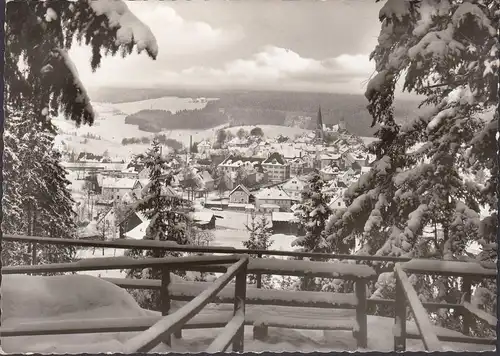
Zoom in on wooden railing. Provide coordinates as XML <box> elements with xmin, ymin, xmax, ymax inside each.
<box><xmin>393</xmin><ymin>260</ymin><xmax>497</xmax><ymax>352</ymax></box>
<box><xmin>2</xmin><ymin>235</ymin><xmax>497</xmax><ymax>351</ymax></box>
<box><xmin>1</xmin><ymin>254</ymin><xmax>249</xmax><ymax>353</ymax></box>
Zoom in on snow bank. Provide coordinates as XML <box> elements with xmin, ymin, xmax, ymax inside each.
<box><xmin>1</xmin><ymin>274</ymin><xmax>162</xmax><ymax>353</ymax></box>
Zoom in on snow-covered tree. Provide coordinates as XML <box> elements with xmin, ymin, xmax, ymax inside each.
<box><xmin>125</xmin><ymin>139</ymin><xmax>193</xmax><ymax>309</ymax></box>
<box><xmin>292</xmin><ymin>174</ymin><xmax>333</xmax><ymax>291</ymax></box>
<box><xmin>327</xmin><ymin>0</ymin><xmax>498</xmax><ymax>334</ymax></box>
<box><xmin>244</xmin><ymin>212</ymin><xmax>274</xmax><ymax>287</ymax></box>
<box><xmin>293</xmin><ymin>174</ymin><xmax>332</xmax><ymax>254</ymax></box>
<box><xmin>3</xmin><ymin>0</ymin><xmax>157</xmax><ymax>267</ymax></box>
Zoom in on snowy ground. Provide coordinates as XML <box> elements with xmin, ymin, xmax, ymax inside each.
<box><xmin>73</xmin><ymin>207</ymin><xmax>294</xmax><ymax>278</ymax></box>
<box><xmin>53</xmin><ymin>99</ymin><xmax>312</xmax><ymax>154</ymax></box>
<box><xmin>2</xmin><ymin>274</ymin><xmax>493</xmax><ymax>354</ymax></box>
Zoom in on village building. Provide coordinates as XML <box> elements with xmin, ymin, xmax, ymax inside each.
<box><xmin>218</xmin><ymin>155</ymin><xmax>264</xmax><ymax>174</ymax></box>
<box><xmin>319</xmin><ymin>152</ymin><xmax>343</xmax><ymax>170</ymax></box>
<box><xmin>191</xmin><ymin>211</ymin><xmax>216</xmax><ymax>230</ymax></box>
<box><xmin>329</xmin><ymin>193</ymin><xmax>347</xmax><ymax>212</ymax></box>
<box><xmin>288</xmin><ymin>156</ymin><xmax>308</xmax><ymax>176</ymax></box>
<box><xmin>271</xmin><ymin>212</ymin><xmax>299</xmax><ymax>235</ymax></box>
<box><xmin>281</xmin><ymin>177</ymin><xmax>307</xmax><ymax>201</ymax></box>
<box><xmin>261</xmin><ymin>152</ymin><xmax>290</xmax><ymax>183</ymax></box>
<box><xmin>319</xmin><ymin>165</ymin><xmax>342</xmax><ymax>181</ymax></box>
<box><xmin>228</xmin><ymin>184</ymin><xmax>253</xmax><ymax>204</ymax></box>
<box><xmin>255</xmin><ymin>187</ymin><xmax>295</xmax><ymax>212</ymax></box>
<box><xmin>101</xmin><ymin>178</ymin><xmax>142</xmax><ymax>201</ymax></box>
<box><xmin>197</xmin><ymin>140</ymin><xmax>212</xmax><ymax>154</ymax></box>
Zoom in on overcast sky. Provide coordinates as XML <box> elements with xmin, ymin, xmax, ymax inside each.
<box><xmin>72</xmin><ymin>0</ymin><xmax>387</xmax><ymax>95</ymax></box>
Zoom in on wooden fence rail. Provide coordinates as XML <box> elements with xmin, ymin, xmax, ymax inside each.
<box><xmin>393</xmin><ymin>261</ymin><xmax>497</xmax><ymax>351</ymax></box>
<box><xmin>2</xmin><ymin>234</ymin><xmax>412</xmax><ymax>263</ymax></box>
<box><xmin>2</xmin><ymin>235</ymin><xmax>497</xmax><ymax>352</ymax></box>
<box><xmin>1</xmin><ymin>254</ymin><xmax>250</xmax><ymax>353</ymax></box>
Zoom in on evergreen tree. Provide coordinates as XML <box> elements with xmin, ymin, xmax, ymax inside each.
<box><xmin>292</xmin><ymin>174</ymin><xmax>333</xmax><ymax>291</ymax></box>
<box><xmin>293</xmin><ymin>174</ymin><xmax>332</xmax><ymax>255</ymax></box>
<box><xmin>326</xmin><ymin>0</ymin><xmax>498</xmax><ymax>335</ymax></box>
<box><xmin>125</xmin><ymin>139</ymin><xmax>193</xmax><ymax>310</ymax></box>
<box><xmin>243</xmin><ymin>212</ymin><xmax>274</xmax><ymax>287</ymax></box>
<box><xmin>3</xmin><ymin>0</ymin><xmax>157</xmax><ymax>266</ymax></box>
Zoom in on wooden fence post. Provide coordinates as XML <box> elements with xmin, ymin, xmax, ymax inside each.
<box><xmin>394</xmin><ymin>272</ymin><xmax>406</xmax><ymax>352</ymax></box>
<box><xmin>461</xmin><ymin>277</ymin><xmax>472</xmax><ymax>336</ymax></box>
<box><xmin>355</xmin><ymin>279</ymin><xmax>368</xmax><ymax>349</ymax></box>
<box><xmin>160</xmin><ymin>266</ymin><xmax>172</xmax><ymax>346</ymax></box>
<box><xmin>256</xmin><ymin>252</ymin><xmax>262</xmax><ymax>289</ymax></box>
<box><xmin>31</xmin><ymin>243</ymin><xmax>37</xmax><ymax>266</ymax></box>
<box><xmin>233</xmin><ymin>259</ymin><xmax>247</xmax><ymax>352</ymax></box>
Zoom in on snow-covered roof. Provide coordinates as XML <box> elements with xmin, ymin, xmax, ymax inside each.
<box><xmin>259</xmin><ymin>204</ymin><xmax>280</xmax><ymax>209</ymax></box>
<box><xmin>229</xmin><ymin>184</ymin><xmax>251</xmax><ymax>197</ymax></box>
<box><xmin>320</xmin><ymin>166</ymin><xmax>341</xmax><ymax>174</ymax></box>
<box><xmin>262</xmin><ymin>152</ymin><xmax>287</xmax><ymax>166</ymax></box>
<box><xmin>320</xmin><ymin>153</ymin><xmax>341</xmax><ymax>160</ymax></box>
<box><xmin>272</xmin><ymin>212</ymin><xmax>298</xmax><ymax>222</ymax></box>
<box><xmin>255</xmin><ymin>187</ymin><xmax>293</xmax><ymax>201</ymax></box>
<box><xmin>191</xmin><ymin>211</ymin><xmax>214</xmax><ymax>224</ymax></box>
<box><xmin>124</xmin><ymin>220</ymin><xmax>149</xmax><ymax>240</ymax></box>
<box><xmin>281</xmin><ymin>177</ymin><xmax>306</xmax><ymax>192</ymax></box>
<box><xmin>102</xmin><ymin>178</ymin><xmax>139</xmax><ymax>190</ymax></box>
<box><xmin>198</xmin><ymin>140</ymin><xmax>211</xmax><ymax>147</ymax></box>
<box><xmin>219</xmin><ymin>155</ymin><xmax>264</xmax><ymax>167</ymax></box>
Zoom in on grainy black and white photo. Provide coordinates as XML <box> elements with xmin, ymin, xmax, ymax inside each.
<box><xmin>1</xmin><ymin>0</ymin><xmax>498</xmax><ymax>353</ymax></box>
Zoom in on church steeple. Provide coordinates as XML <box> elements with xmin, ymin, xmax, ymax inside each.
<box><xmin>315</xmin><ymin>105</ymin><xmax>324</xmax><ymax>142</ymax></box>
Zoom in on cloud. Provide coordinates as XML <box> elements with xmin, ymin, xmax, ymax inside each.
<box><xmin>156</xmin><ymin>46</ymin><xmax>376</xmax><ymax>93</ymax></box>
<box><xmin>126</xmin><ymin>2</ymin><xmax>244</xmax><ymax>56</ymax></box>
<box><xmin>72</xmin><ymin>1</ymin><xmax>244</xmax><ymax>88</ymax></box>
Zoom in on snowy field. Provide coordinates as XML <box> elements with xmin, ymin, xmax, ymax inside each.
<box><xmin>2</xmin><ymin>274</ymin><xmax>493</xmax><ymax>354</ymax></box>
<box><xmin>53</xmin><ymin>98</ymin><xmax>313</xmax><ymax>155</ymax></box>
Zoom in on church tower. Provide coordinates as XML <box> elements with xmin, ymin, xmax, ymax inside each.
<box><xmin>315</xmin><ymin>105</ymin><xmax>324</xmax><ymax>143</ymax></box>
<box><xmin>339</xmin><ymin>117</ymin><xmax>347</xmax><ymax>132</ymax></box>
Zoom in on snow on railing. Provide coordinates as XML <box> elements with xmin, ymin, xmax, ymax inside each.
<box><xmin>394</xmin><ymin>263</ymin><xmax>443</xmax><ymax>352</ymax></box>
<box><xmin>3</xmin><ymin>234</ymin><xmax>410</xmax><ymax>263</ymax></box>
<box><xmin>2</xmin><ymin>254</ymin><xmax>244</xmax><ymax>275</ymax></box>
<box><xmin>123</xmin><ymin>256</ymin><xmax>248</xmax><ymax>353</ymax></box>
<box><xmin>1</xmin><ymin>254</ymin><xmax>250</xmax><ymax>353</ymax></box>
<box><xmin>393</xmin><ymin>261</ymin><xmax>497</xmax><ymax>352</ymax></box>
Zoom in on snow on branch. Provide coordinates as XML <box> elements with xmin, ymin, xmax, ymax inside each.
<box><xmin>408</xmin><ymin>25</ymin><xmax>465</xmax><ymax>60</ymax></box>
<box><xmin>451</xmin><ymin>2</ymin><xmax>497</xmax><ymax>37</ymax></box>
<box><xmin>379</xmin><ymin>0</ymin><xmax>411</xmax><ymax>21</ymax></box>
<box><xmin>90</xmin><ymin>0</ymin><xmax>158</xmax><ymax>59</ymax></box>
<box><xmin>52</xmin><ymin>48</ymin><xmax>94</xmax><ymax>125</ymax></box>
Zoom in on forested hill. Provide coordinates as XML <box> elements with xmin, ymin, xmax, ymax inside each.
<box><xmin>90</xmin><ymin>88</ymin><xmax>421</xmax><ymax>137</ymax></box>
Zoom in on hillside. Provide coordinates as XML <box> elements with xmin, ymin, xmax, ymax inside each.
<box><xmin>115</xmin><ymin>90</ymin><xmax>421</xmax><ymax>137</ymax></box>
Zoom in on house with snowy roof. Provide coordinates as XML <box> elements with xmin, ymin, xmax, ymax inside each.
<box><xmin>197</xmin><ymin>140</ymin><xmax>212</xmax><ymax>154</ymax></box>
<box><xmin>255</xmin><ymin>187</ymin><xmax>295</xmax><ymax>212</ymax></box>
<box><xmin>229</xmin><ymin>184</ymin><xmax>253</xmax><ymax>204</ymax></box>
<box><xmin>118</xmin><ymin>210</ymin><xmax>148</xmax><ymax>238</ymax></box>
<box><xmin>319</xmin><ymin>152</ymin><xmax>343</xmax><ymax>170</ymax></box>
<box><xmin>261</xmin><ymin>152</ymin><xmax>290</xmax><ymax>183</ymax></box>
<box><xmin>329</xmin><ymin>193</ymin><xmax>347</xmax><ymax>212</ymax></box>
<box><xmin>320</xmin><ymin>165</ymin><xmax>342</xmax><ymax>181</ymax></box>
<box><xmin>271</xmin><ymin>212</ymin><xmax>299</xmax><ymax>235</ymax></box>
<box><xmin>190</xmin><ymin>211</ymin><xmax>216</xmax><ymax>230</ymax></box>
<box><xmin>218</xmin><ymin>155</ymin><xmax>264</xmax><ymax>174</ymax></box>
<box><xmin>101</xmin><ymin>178</ymin><xmax>142</xmax><ymax>201</ymax></box>
<box><xmin>289</xmin><ymin>156</ymin><xmax>309</xmax><ymax>176</ymax></box>
<box><xmin>281</xmin><ymin>177</ymin><xmax>307</xmax><ymax>201</ymax></box>
<box><xmin>227</xmin><ymin>137</ymin><xmax>250</xmax><ymax>148</ymax></box>
<box><xmin>124</xmin><ymin>219</ymin><xmax>149</xmax><ymax>240</ymax></box>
